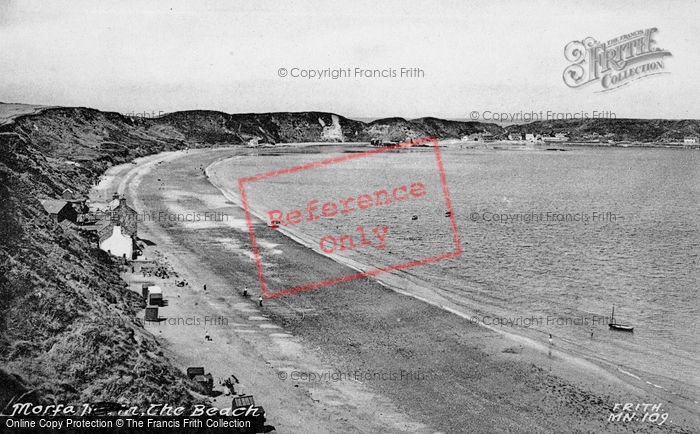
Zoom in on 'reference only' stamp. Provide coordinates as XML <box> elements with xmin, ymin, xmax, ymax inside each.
<box><xmin>238</xmin><ymin>137</ymin><xmax>462</xmax><ymax>298</ymax></box>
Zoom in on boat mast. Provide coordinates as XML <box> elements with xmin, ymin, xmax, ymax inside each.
<box><xmin>611</xmin><ymin>304</ymin><xmax>615</xmax><ymax>324</ymax></box>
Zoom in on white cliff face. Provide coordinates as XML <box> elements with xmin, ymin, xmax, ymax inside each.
<box><xmin>321</xmin><ymin>114</ymin><xmax>344</xmax><ymax>142</ymax></box>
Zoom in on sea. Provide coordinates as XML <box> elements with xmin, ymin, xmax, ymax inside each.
<box><xmin>218</xmin><ymin>144</ymin><xmax>700</xmax><ymax>408</ymax></box>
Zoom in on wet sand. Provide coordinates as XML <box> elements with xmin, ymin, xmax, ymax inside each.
<box><xmin>101</xmin><ymin>145</ymin><xmax>698</xmax><ymax>433</ymax></box>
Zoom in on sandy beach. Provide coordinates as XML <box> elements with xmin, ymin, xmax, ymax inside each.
<box><xmin>95</xmin><ymin>145</ymin><xmax>698</xmax><ymax>434</ymax></box>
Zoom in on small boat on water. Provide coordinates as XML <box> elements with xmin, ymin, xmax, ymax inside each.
<box><xmin>609</xmin><ymin>305</ymin><xmax>634</xmax><ymax>332</ymax></box>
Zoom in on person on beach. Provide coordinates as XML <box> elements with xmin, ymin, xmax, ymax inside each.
<box><xmin>258</xmin><ymin>296</ymin><xmax>263</xmax><ymax>307</ymax></box>
<box><xmin>590</xmin><ymin>328</ymin><xmax>594</xmax><ymax>339</ymax></box>
<box><xmin>205</xmin><ymin>330</ymin><xmax>210</xmax><ymax>341</ymax></box>
<box><xmin>548</xmin><ymin>334</ymin><xmax>553</xmax><ymax>346</ymax></box>
<box><xmin>204</xmin><ymin>284</ymin><xmax>207</xmax><ymax>291</ymax></box>
<box><xmin>243</xmin><ymin>286</ymin><xmax>248</xmax><ymax>297</ymax></box>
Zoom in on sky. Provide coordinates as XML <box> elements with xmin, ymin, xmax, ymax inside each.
<box><xmin>1</xmin><ymin>0</ymin><xmax>698</xmax><ymax>121</ymax></box>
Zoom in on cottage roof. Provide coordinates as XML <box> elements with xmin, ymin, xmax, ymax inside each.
<box><xmin>76</xmin><ymin>220</ymin><xmax>111</xmax><ymax>232</ymax></box>
<box><xmin>40</xmin><ymin>199</ymin><xmax>69</xmax><ymax>214</ymax></box>
<box><xmin>109</xmin><ymin>199</ymin><xmax>137</xmax><ymax>214</ymax></box>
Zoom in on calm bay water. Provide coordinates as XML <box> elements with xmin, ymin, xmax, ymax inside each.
<box><xmin>228</xmin><ymin>146</ymin><xmax>700</xmax><ymax>404</ymax></box>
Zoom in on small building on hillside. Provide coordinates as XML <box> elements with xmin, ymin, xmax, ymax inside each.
<box><xmin>41</xmin><ymin>199</ymin><xmax>78</xmax><ymax>223</ymax></box>
<box><xmin>684</xmin><ymin>136</ymin><xmax>697</xmax><ymax>144</ymax></box>
<box><xmin>61</xmin><ymin>188</ymin><xmax>75</xmax><ymax>200</ymax></box>
<box><xmin>481</xmin><ymin>132</ymin><xmax>495</xmax><ymax>142</ymax></box>
<box><xmin>463</xmin><ymin>133</ymin><xmax>483</xmax><ymax>141</ymax></box>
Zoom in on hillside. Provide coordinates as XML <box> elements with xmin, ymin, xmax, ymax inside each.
<box><xmin>0</xmin><ymin>113</ymin><xmax>201</xmax><ymax>411</ymax></box>
<box><xmin>504</xmin><ymin>118</ymin><xmax>700</xmax><ymax>143</ymax></box>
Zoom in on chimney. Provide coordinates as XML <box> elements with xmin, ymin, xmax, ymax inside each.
<box><xmin>119</xmin><ymin>197</ymin><xmax>127</xmax><ymax>207</ymax></box>
<box><xmin>112</xmin><ymin>192</ymin><xmax>119</xmax><ymax>201</ymax></box>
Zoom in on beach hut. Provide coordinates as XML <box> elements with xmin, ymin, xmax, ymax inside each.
<box><xmin>141</xmin><ymin>282</ymin><xmax>156</xmax><ymax>299</ymax></box>
<box><xmin>233</xmin><ymin>395</ymin><xmax>267</xmax><ymax>431</ymax></box>
<box><xmin>233</xmin><ymin>395</ymin><xmax>256</xmax><ymax>409</ymax></box>
<box><xmin>146</xmin><ymin>285</ymin><xmax>163</xmax><ymax>306</ymax></box>
<box><xmin>186</xmin><ymin>367</ymin><xmax>205</xmax><ymax>379</ymax></box>
<box><xmin>144</xmin><ymin>307</ymin><xmax>159</xmax><ymax>322</ymax></box>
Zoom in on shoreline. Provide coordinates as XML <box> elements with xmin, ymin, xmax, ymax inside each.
<box><xmin>102</xmin><ymin>147</ymin><xmax>437</xmax><ymax>433</ymax></box>
<box><xmin>206</xmin><ymin>146</ymin><xmax>700</xmax><ymax>412</ymax></box>
<box><xmin>205</xmin><ymin>155</ymin><xmax>638</xmax><ymax>384</ymax></box>
<box><xmin>102</xmin><ymin>145</ymin><xmax>697</xmax><ymax>433</ymax></box>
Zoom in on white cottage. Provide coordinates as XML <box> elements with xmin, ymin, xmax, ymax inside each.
<box><xmin>99</xmin><ymin>225</ymin><xmax>133</xmax><ymax>259</ymax></box>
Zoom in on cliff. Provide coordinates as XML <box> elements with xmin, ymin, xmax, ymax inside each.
<box><xmin>0</xmin><ymin>108</ymin><xmax>203</xmax><ymax>410</ymax></box>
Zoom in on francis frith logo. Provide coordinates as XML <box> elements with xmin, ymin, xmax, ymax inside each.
<box><xmin>563</xmin><ymin>28</ymin><xmax>672</xmax><ymax>91</ymax></box>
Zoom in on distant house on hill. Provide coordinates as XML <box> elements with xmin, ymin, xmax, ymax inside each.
<box><xmin>61</xmin><ymin>188</ymin><xmax>74</xmax><ymax>200</ymax></box>
<box><xmin>508</xmin><ymin>133</ymin><xmax>522</xmax><ymax>141</ymax></box>
<box><xmin>525</xmin><ymin>133</ymin><xmax>536</xmax><ymax>142</ymax></box>
<box><xmin>684</xmin><ymin>136</ymin><xmax>697</xmax><ymax>144</ymax></box>
<box><xmin>464</xmin><ymin>133</ymin><xmax>483</xmax><ymax>141</ymax></box>
<box><xmin>543</xmin><ymin>133</ymin><xmax>569</xmax><ymax>143</ymax></box>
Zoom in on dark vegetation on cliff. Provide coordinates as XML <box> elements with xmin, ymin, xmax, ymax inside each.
<box><xmin>1</xmin><ymin>103</ymin><xmax>698</xmax><ymax>410</ymax></box>
<box><xmin>0</xmin><ymin>108</ymin><xmax>207</xmax><ymax>411</ymax></box>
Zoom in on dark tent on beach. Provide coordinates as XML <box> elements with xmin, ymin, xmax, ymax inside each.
<box><xmin>144</xmin><ymin>307</ymin><xmax>159</xmax><ymax>322</ymax></box>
